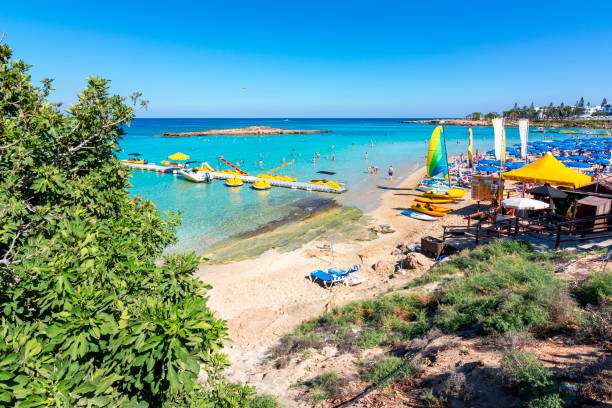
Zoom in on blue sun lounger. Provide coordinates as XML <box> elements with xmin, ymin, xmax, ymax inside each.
<box><xmin>327</xmin><ymin>264</ymin><xmax>362</xmax><ymax>278</ymax></box>
<box><xmin>309</xmin><ymin>270</ymin><xmax>345</xmax><ymax>288</ymax></box>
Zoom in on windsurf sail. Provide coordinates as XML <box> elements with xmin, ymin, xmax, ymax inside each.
<box><xmin>519</xmin><ymin>119</ymin><xmax>529</xmax><ymax>161</ymax></box>
<box><xmin>467</xmin><ymin>127</ymin><xmax>474</xmax><ymax>168</ymax></box>
<box><xmin>492</xmin><ymin>118</ymin><xmax>504</xmax><ymax>161</ymax></box>
<box><xmin>426</xmin><ymin>126</ymin><xmax>449</xmax><ymax>180</ymax></box>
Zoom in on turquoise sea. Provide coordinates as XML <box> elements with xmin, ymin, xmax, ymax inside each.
<box><xmin>119</xmin><ymin>118</ymin><xmax>527</xmax><ymax>254</ymax></box>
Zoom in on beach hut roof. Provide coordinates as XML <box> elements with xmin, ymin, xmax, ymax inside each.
<box><xmin>167</xmin><ymin>152</ymin><xmax>190</xmax><ymax>161</ymax></box>
<box><xmin>527</xmin><ymin>184</ymin><xmax>568</xmax><ymax>199</ymax></box>
<box><xmin>501</xmin><ymin>153</ymin><xmax>592</xmax><ymax>189</ymax></box>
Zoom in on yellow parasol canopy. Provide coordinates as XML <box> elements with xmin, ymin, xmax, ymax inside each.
<box><xmin>167</xmin><ymin>152</ymin><xmax>190</xmax><ymax>161</ymax></box>
<box><xmin>501</xmin><ymin>153</ymin><xmax>592</xmax><ymax>189</ymax></box>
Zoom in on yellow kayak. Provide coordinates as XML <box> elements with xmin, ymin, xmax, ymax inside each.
<box><xmin>252</xmin><ymin>179</ymin><xmax>271</xmax><ymax>190</ymax></box>
<box><xmin>424</xmin><ymin>188</ymin><xmax>465</xmax><ymax>199</ymax></box>
<box><xmin>225</xmin><ymin>177</ymin><xmax>243</xmax><ymax>187</ymax></box>
<box><xmin>415</xmin><ymin>197</ymin><xmax>455</xmax><ymax>204</ymax></box>
<box><xmin>411</xmin><ymin>203</ymin><xmax>446</xmax><ymax>217</ymax></box>
<box><xmin>308</xmin><ymin>179</ymin><xmax>341</xmax><ymax>190</ymax></box>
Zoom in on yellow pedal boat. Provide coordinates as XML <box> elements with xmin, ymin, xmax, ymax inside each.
<box><xmin>121</xmin><ymin>159</ymin><xmax>146</xmax><ymax>164</ymax></box>
<box><xmin>411</xmin><ymin>203</ymin><xmax>447</xmax><ymax>217</ymax></box>
<box><xmin>225</xmin><ymin>177</ymin><xmax>243</xmax><ymax>187</ymax></box>
<box><xmin>252</xmin><ymin>179</ymin><xmax>271</xmax><ymax>190</ymax></box>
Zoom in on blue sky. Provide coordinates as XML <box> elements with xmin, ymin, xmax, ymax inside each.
<box><xmin>2</xmin><ymin>0</ymin><xmax>611</xmax><ymax>117</ymax></box>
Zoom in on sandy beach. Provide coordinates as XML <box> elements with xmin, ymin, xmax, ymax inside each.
<box><xmin>194</xmin><ymin>165</ymin><xmax>477</xmax><ymax>400</ymax></box>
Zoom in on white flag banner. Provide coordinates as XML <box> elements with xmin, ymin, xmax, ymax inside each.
<box><xmin>492</xmin><ymin>118</ymin><xmax>504</xmax><ymax>161</ymax></box>
<box><xmin>519</xmin><ymin>119</ymin><xmax>529</xmax><ymax>160</ymax></box>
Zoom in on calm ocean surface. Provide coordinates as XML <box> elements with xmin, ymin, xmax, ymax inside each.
<box><xmin>119</xmin><ymin>118</ymin><xmax>525</xmax><ymax>253</ymax></box>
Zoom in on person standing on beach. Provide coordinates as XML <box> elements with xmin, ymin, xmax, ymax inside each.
<box><xmin>387</xmin><ymin>165</ymin><xmax>394</xmax><ymax>180</ymax></box>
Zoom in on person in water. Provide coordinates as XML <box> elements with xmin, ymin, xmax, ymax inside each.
<box><xmin>387</xmin><ymin>165</ymin><xmax>394</xmax><ymax>180</ymax></box>
<box><xmin>364</xmin><ymin>152</ymin><xmax>368</xmax><ymax>160</ymax></box>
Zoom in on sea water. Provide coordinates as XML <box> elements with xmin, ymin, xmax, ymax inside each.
<box><xmin>119</xmin><ymin>118</ymin><xmax>526</xmax><ymax>254</ymax></box>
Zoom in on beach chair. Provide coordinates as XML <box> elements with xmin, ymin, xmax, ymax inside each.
<box><xmin>327</xmin><ymin>264</ymin><xmax>362</xmax><ymax>278</ymax></box>
<box><xmin>309</xmin><ymin>270</ymin><xmax>345</xmax><ymax>288</ymax></box>
<box><xmin>344</xmin><ymin>273</ymin><xmax>367</xmax><ymax>286</ymax></box>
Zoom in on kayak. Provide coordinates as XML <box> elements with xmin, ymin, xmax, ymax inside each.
<box><xmin>415</xmin><ymin>197</ymin><xmax>455</xmax><ymax>204</ymax></box>
<box><xmin>426</xmin><ymin>204</ymin><xmax>452</xmax><ymax>213</ymax></box>
<box><xmin>401</xmin><ymin>210</ymin><xmax>438</xmax><ymax>221</ymax></box>
<box><xmin>424</xmin><ymin>188</ymin><xmax>466</xmax><ymax>199</ymax></box>
<box><xmin>411</xmin><ymin>203</ymin><xmax>446</xmax><ymax>217</ymax></box>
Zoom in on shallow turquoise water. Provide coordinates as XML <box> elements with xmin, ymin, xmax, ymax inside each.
<box><xmin>119</xmin><ymin>118</ymin><xmax>527</xmax><ymax>253</ymax></box>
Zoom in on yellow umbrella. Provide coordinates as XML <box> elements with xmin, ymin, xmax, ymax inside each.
<box><xmin>167</xmin><ymin>152</ymin><xmax>190</xmax><ymax>161</ymax></box>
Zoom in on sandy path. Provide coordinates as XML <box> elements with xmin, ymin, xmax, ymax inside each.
<box><xmin>194</xmin><ymin>167</ymin><xmax>475</xmax><ymax>399</ymax></box>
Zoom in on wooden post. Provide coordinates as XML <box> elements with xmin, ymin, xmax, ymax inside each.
<box><xmin>555</xmin><ymin>224</ymin><xmax>561</xmax><ymax>250</ymax></box>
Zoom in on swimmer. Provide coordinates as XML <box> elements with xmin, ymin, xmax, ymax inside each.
<box><xmin>364</xmin><ymin>152</ymin><xmax>368</xmax><ymax>160</ymax></box>
<box><xmin>331</xmin><ymin>154</ymin><xmax>335</xmax><ymax>161</ymax></box>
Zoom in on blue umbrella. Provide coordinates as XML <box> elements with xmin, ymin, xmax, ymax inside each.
<box><xmin>588</xmin><ymin>147</ymin><xmax>608</xmax><ymax>152</ymax></box>
<box><xmin>475</xmin><ymin>165</ymin><xmax>499</xmax><ymax>172</ymax></box>
<box><xmin>590</xmin><ymin>159</ymin><xmax>611</xmax><ymax>165</ymax></box>
<box><xmin>564</xmin><ymin>155</ymin><xmax>590</xmax><ymax>161</ymax></box>
<box><xmin>486</xmin><ymin>150</ymin><xmax>495</xmax><ymax>155</ymax></box>
<box><xmin>565</xmin><ymin>161</ymin><xmax>591</xmax><ymax>168</ymax></box>
<box><xmin>589</xmin><ymin>153</ymin><xmax>608</xmax><ymax>158</ymax></box>
<box><xmin>506</xmin><ymin>162</ymin><xmax>525</xmax><ymax>170</ymax></box>
<box><xmin>478</xmin><ymin>159</ymin><xmax>502</xmax><ymax>166</ymax></box>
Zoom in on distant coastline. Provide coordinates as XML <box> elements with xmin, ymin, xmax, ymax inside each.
<box><xmin>400</xmin><ymin>118</ymin><xmax>612</xmax><ymax>129</ymax></box>
<box><xmin>160</xmin><ymin>125</ymin><xmax>332</xmax><ymax>137</ymax></box>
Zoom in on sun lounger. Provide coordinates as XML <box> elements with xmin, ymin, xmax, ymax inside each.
<box><xmin>309</xmin><ymin>270</ymin><xmax>345</xmax><ymax>288</ymax></box>
<box><xmin>327</xmin><ymin>264</ymin><xmax>361</xmax><ymax>277</ymax></box>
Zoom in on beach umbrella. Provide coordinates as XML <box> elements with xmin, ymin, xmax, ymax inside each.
<box><xmin>167</xmin><ymin>152</ymin><xmax>190</xmax><ymax>161</ymax></box>
<box><xmin>502</xmin><ymin>197</ymin><xmax>550</xmax><ymax>210</ymax></box>
<box><xmin>589</xmin><ymin>153</ymin><xmax>608</xmax><ymax>158</ymax></box>
<box><xmin>478</xmin><ymin>159</ymin><xmax>501</xmax><ymax>166</ymax></box>
<box><xmin>565</xmin><ymin>161</ymin><xmax>591</xmax><ymax>168</ymax></box>
<box><xmin>590</xmin><ymin>159</ymin><xmax>611</xmax><ymax>165</ymax></box>
<box><xmin>506</xmin><ymin>162</ymin><xmax>525</xmax><ymax>170</ymax></box>
<box><xmin>527</xmin><ymin>184</ymin><xmax>567</xmax><ymax>199</ymax></box>
<box><xmin>475</xmin><ymin>165</ymin><xmax>499</xmax><ymax>172</ymax></box>
<box><xmin>588</xmin><ymin>147</ymin><xmax>608</xmax><ymax>152</ymax></box>
<box><xmin>564</xmin><ymin>155</ymin><xmax>590</xmax><ymax>161</ymax></box>
<box><xmin>486</xmin><ymin>150</ymin><xmax>495</xmax><ymax>155</ymax></box>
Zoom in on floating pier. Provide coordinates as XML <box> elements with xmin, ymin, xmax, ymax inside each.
<box><xmin>121</xmin><ymin>162</ymin><xmax>347</xmax><ymax>193</ymax></box>
<box><xmin>121</xmin><ymin>162</ymin><xmax>181</xmax><ymax>173</ymax></box>
<box><xmin>206</xmin><ymin>172</ymin><xmax>347</xmax><ymax>194</ymax></box>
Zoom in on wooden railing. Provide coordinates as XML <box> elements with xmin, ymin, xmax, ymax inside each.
<box><xmin>444</xmin><ymin>212</ymin><xmax>612</xmax><ymax>250</ymax></box>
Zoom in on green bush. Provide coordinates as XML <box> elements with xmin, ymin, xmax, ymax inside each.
<box><xmin>500</xmin><ymin>350</ymin><xmax>553</xmax><ymax>398</ymax></box>
<box><xmin>526</xmin><ymin>393</ymin><xmax>563</xmax><ymax>408</ymax></box>
<box><xmin>434</xmin><ymin>245</ymin><xmax>572</xmax><ymax>334</ymax></box>
<box><xmin>0</xmin><ymin>44</ymin><xmax>253</xmax><ymax>407</ymax></box>
<box><xmin>362</xmin><ymin>356</ymin><xmax>413</xmax><ymax>383</ymax></box>
<box><xmin>576</xmin><ymin>271</ymin><xmax>612</xmax><ymax>305</ymax></box>
<box><xmin>301</xmin><ymin>371</ymin><xmax>347</xmax><ymax>403</ymax></box>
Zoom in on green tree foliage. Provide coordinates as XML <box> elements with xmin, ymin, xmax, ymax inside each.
<box><xmin>484</xmin><ymin>112</ymin><xmax>499</xmax><ymax>120</ymax></box>
<box><xmin>0</xmin><ymin>45</ymin><xmax>262</xmax><ymax>407</ymax></box>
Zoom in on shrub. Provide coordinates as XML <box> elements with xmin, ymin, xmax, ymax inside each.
<box><xmin>526</xmin><ymin>393</ymin><xmax>563</xmax><ymax>408</ymax></box>
<box><xmin>362</xmin><ymin>355</ymin><xmax>414</xmax><ymax>383</ymax></box>
<box><xmin>580</xmin><ymin>300</ymin><xmax>611</xmax><ymax>342</ymax></box>
<box><xmin>439</xmin><ymin>371</ymin><xmax>475</xmax><ymax>401</ymax></box>
<box><xmin>0</xmin><ymin>44</ymin><xmax>256</xmax><ymax>406</ymax></box>
<box><xmin>301</xmin><ymin>371</ymin><xmax>349</xmax><ymax>403</ymax></box>
<box><xmin>249</xmin><ymin>393</ymin><xmax>285</xmax><ymax>408</ymax></box>
<box><xmin>576</xmin><ymin>271</ymin><xmax>612</xmax><ymax>306</ymax></box>
<box><xmin>500</xmin><ymin>350</ymin><xmax>553</xmax><ymax>398</ymax></box>
<box><xmin>434</xmin><ymin>249</ymin><xmax>573</xmax><ymax>334</ymax></box>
